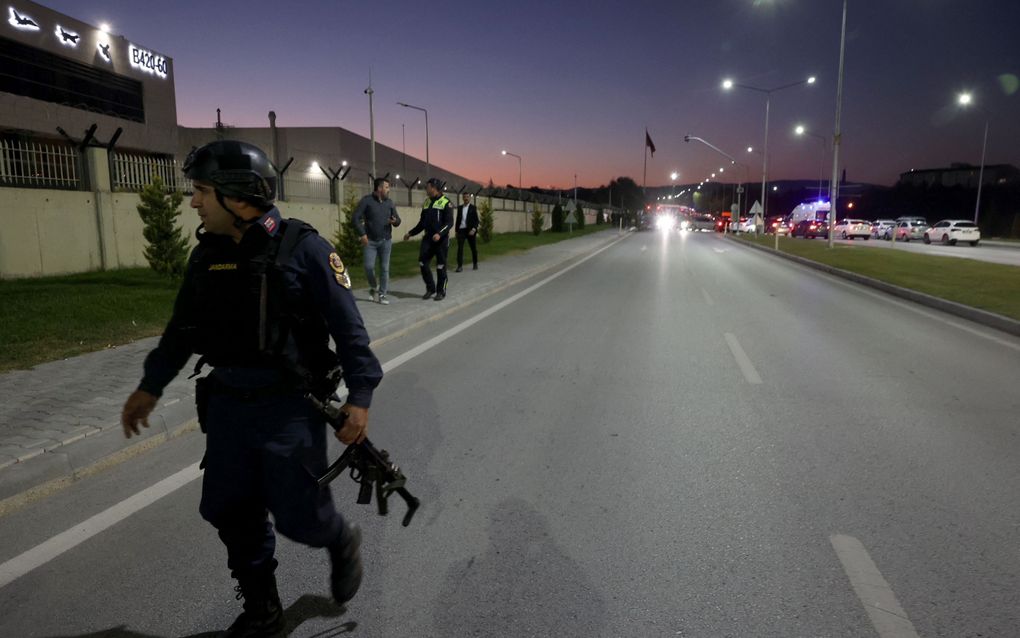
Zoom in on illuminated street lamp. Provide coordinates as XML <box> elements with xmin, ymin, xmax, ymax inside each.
<box><xmin>722</xmin><ymin>74</ymin><xmax>817</xmax><ymax>232</ymax></box>
<box><xmin>957</xmin><ymin>91</ymin><xmax>989</xmax><ymax>224</ymax></box>
<box><xmin>795</xmin><ymin>124</ymin><xmax>827</xmax><ymax>200</ymax></box>
<box><xmin>501</xmin><ymin>149</ymin><xmax>522</xmax><ymax>192</ymax></box>
<box><xmin>501</xmin><ymin>149</ymin><xmax>523</xmax><ymax>210</ymax></box>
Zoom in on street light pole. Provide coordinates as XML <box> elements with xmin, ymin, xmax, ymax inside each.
<box><xmin>397</xmin><ymin>101</ymin><xmax>429</xmax><ymax>178</ymax></box>
<box><xmin>683</xmin><ymin>134</ymin><xmax>745</xmax><ymax>234</ymax></box>
<box><xmin>795</xmin><ymin>125</ymin><xmax>827</xmax><ymax>200</ymax></box>
<box><xmin>722</xmin><ymin>75</ymin><xmax>817</xmax><ymax>236</ymax></box>
<box><xmin>501</xmin><ymin>149</ymin><xmax>522</xmax><ymax>212</ymax></box>
<box><xmin>827</xmin><ymin>0</ymin><xmax>847</xmax><ymax>249</ymax></box>
<box><xmin>365</xmin><ymin>69</ymin><xmax>375</xmax><ymax>181</ymax></box>
<box><xmin>974</xmin><ymin>118</ymin><xmax>988</xmax><ymax>224</ymax></box>
<box><xmin>761</xmin><ymin>95</ymin><xmax>770</xmax><ymax>234</ymax></box>
<box><xmin>958</xmin><ymin>91</ymin><xmax>991</xmax><ymax>223</ymax></box>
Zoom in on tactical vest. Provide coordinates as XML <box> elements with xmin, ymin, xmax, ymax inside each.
<box><xmin>189</xmin><ymin>219</ymin><xmax>334</xmax><ymax>387</ymax></box>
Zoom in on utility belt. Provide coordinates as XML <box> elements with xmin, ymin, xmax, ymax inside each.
<box><xmin>193</xmin><ymin>367</ymin><xmax>303</xmax><ymax>432</ymax></box>
<box><xmin>198</xmin><ymin>374</ymin><xmax>297</xmax><ymax>399</ymax></box>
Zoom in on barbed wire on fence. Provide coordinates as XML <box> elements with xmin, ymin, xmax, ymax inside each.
<box><xmin>1</xmin><ymin>135</ymin><xmax>616</xmax><ymax>214</ymax></box>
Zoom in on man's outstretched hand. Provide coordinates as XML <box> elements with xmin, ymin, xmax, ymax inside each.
<box><xmin>121</xmin><ymin>390</ymin><xmax>158</xmax><ymax>438</ymax></box>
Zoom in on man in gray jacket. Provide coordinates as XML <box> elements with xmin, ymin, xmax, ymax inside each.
<box><xmin>353</xmin><ymin>177</ymin><xmax>401</xmax><ymax>304</ymax></box>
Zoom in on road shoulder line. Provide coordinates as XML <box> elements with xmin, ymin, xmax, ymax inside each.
<box><xmin>727</xmin><ymin>236</ymin><xmax>1020</xmax><ymax>338</ymax></box>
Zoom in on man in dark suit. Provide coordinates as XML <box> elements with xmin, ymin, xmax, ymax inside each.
<box><xmin>455</xmin><ymin>193</ymin><xmax>480</xmax><ymax>272</ymax></box>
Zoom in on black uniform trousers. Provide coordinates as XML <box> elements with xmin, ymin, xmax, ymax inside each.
<box><xmin>198</xmin><ymin>381</ymin><xmax>345</xmax><ymax>579</ymax></box>
<box><xmin>456</xmin><ymin>230</ymin><xmax>477</xmax><ymax>269</ymax></box>
<box><xmin>418</xmin><ymin>238</ymin><xmax>449</xmax><ymax>294</ymax></box>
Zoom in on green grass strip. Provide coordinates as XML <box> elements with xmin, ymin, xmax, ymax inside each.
<box><xmin>736</xmin><ymin>234</ymin><xmax>1020</xmax><ymax>321</ymax></box>
<box><xmin>0</xmin><ymin>225</ymin><xmax>612</xmax><ymax>371</ymax></box>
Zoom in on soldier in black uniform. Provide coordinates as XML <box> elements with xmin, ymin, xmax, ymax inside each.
<box><xmin>120</xmin><ymin>140</ymin><xmax>383</xmax><ymax>637</ymax></box>
<box><xmin>403</xmin><ymin>177</ymin><xmax>453</xmax><ymax>300</ymax></box>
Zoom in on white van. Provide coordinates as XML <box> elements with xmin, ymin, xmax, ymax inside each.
<box><xmin>789</xmin><ymin>201</ymin><xmax>831</xmax><ymax>226</ymax></box>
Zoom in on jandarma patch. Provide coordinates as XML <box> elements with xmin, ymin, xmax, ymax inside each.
<box><xmin>208</xmin><ymin>263</ymin><xmax>238</xmax><ymax>271</ymax></box>
<box><xmin>328</xmin><ymin>253</ymin><xmax>346</xmax><ymax>273</ymax></box>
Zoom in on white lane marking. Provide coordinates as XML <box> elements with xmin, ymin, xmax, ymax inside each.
<box><xmin>830</xmin><ymin>534</ymin><xmax>921</xmax><ymax>638</ymax></box>
<box><xmin>0</xmin><ymin>236</ymin><xmax>625</xmax><ymax>590</ymax></box>
<box><xmin>713</xmin><ymin>248</ymin><xmax>727</xmax><ymax>254</ymax></box>
<box><xmin>817</xmin><ymin>267</ymin><xmax>1020</xmax><ymax>353</ymax></box>
<box><xmin>724</xmin><ymin>333</ymin><xmax>762</xmax><ymax>384</ymax></box>
<box><xmin>701</xmin><ymin>288</ymin><xmax>715</xmax><ymax>306</ymax></box>
<box><xmin>741</xmin><ymin>243</ymin><xmax>1020</xmax><ymax>353</ymax></box>
<box><xmin>0</xmin><ymin>462</ymin><xmax>202</xmax><ymax>589</ymax></box>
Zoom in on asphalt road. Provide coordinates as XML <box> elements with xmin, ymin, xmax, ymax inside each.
<box><xmin>823</xmin><ymin>236</ymin><xmax>1020</xmax><ymax>266</ymax></box>
<box><xmin>2</xmin><ymin>230</ymin><xmax>1019</xmax><ymax>637</ymax></box>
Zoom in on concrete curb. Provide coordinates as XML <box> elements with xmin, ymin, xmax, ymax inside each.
<box><xmin>0</xmin><ymin>230</ymin><xmax>626</xmax><ymax>514</ymax></box>
<box><xmin>727</xmin><ymin>236</ymin><xmax>1020</xmax><ymax>338</ymax></box>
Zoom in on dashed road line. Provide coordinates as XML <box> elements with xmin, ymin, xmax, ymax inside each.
<box><xmin>830</xmin><ymin>534</ymin><xmax>921</xmax><ymax>638</ymax></box>
<box><xmin>723</xmin><ymin>333</ymin><xmax>762</xmax><ymax>384</ymax></box>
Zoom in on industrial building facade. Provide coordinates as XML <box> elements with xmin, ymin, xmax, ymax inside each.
<box><xmin>2</xmin><ymin>0</ymin><xmax>178</xmax><ymax>154</ymax></box>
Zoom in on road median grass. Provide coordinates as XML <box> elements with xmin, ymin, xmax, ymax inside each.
<box><xmin>0</xmin><ymin>225</ymin><xmax>613</xmax><ymax>372</ymax></box>
<box><xmin>734</xmin><ymin>234</ymin><xmax>1020</xmax><ymax>321</ymax></box>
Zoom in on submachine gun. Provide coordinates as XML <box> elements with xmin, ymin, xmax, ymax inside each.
<box><xmin>306</xmin><ymin>387</ymin><xmax>420</xmax><ymax>527</ymax></box>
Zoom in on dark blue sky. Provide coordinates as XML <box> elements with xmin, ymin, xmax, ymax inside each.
<box><xmin>43</xmin><ymin>0</ymin><xmax>1020</xmax><ymax>188</ymax></box>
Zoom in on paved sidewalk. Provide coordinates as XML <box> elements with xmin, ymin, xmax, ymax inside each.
<box><xmin>0</xmin><ymin>229</ymin><xmax>624</xmax><ymax>509</ymax></box>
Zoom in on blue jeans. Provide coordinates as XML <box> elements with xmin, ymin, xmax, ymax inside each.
<box><xmin>363</xmin><ymin>238</ymin><xmax>392</xmax><ymax>295</ymax></box>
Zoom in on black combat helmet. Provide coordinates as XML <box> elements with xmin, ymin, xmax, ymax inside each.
<box><xmin>183</xmin><ymin>140</ymin><xmax>277</xmax><ymax>207</ymax></box>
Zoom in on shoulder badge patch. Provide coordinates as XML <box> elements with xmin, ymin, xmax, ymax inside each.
<box><xmin>328</xmin><ymin>252</ymin><xmax>351</xmax><ymax>288</ymax></box>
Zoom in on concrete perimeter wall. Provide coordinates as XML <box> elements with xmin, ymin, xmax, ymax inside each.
<box><xmin>0</xmin><ymin>186</ymin><xmax>598</xmax><ymax>279</ymax></box>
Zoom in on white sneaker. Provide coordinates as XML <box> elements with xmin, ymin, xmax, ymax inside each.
<box><xmin>379</xmin><ymin>294</ymin><xmax>390</xmax><ymax>305</ymax></box>
<box><xmin>370</xmin><ymin>290</ymin><xmax>380</xmax><ymax>304</ymax></box>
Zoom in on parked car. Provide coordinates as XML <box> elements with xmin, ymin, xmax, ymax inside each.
<box><xmin>871</xmin><ymin>219</ymin><xmax>897</xmax><ymax>239</ymax></box>
<box><xmin>791</xmin><ymin>220</ymin><xmax>829</xmax><ymax>239</ymax></box>
<box><xmin>728</xmin><ymin>217</ymin><xmax>759</xmax><ymax>233</ymax></box>
<box><xmin>766</xmin><ymin>216</ymin><xmax>791</xmax><ymax>235</ymax></box>
<box><xmin>894</xmin><ymin>220</ymin><xmax>927</xmax><ymax>241</ymax></box>
<box><xmin>690</xmin><ymin>213</ymin><xmax>716</xmax><ymax>232</ymax></box>
<box><xmin>833</xmin><ymin>218</ymin><xmax>872</xmax><ymax>240</ymax></box>
<box><xmin>924</xmin><ymin>219</ymin><xmax>981</xmax><ymax>246</ymax></box>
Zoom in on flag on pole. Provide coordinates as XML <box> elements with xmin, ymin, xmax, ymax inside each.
<box><xmin>645</xmin><ymin>129</ymin><xmax>656</xmax><ymax>157</ymax></box>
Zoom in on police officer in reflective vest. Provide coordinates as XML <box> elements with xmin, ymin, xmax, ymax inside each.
<box><xmin>403</xmin><ymin>177</ymin><xmax>453</xmax><ymax>300</ymax></box>
<box><xmin>120</xmin><ymin>140</ymin><xmax>383</xmax><ymax>637</ymax></box>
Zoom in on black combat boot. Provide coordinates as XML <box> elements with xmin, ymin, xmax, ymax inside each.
<box><xmin>223</xmin><ymin>569</ymin><xmax>284</xmax><ymax>638</ymax></box>
<box><xmin>327</xmin><ymin>522</ymin><xmax>363</xmax><ymax>606</ymax></box>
